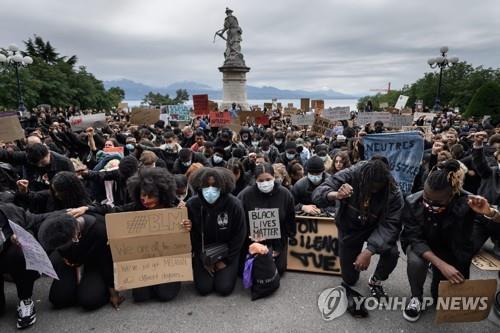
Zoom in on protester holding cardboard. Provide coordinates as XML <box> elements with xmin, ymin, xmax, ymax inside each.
<box><xmin>186</xmin><ymin>167</ymin><xmax>246</xmax><ymax>296</ymax></box>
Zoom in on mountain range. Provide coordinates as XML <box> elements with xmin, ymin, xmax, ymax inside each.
<box><xmin>103</xmin><ymin>79</ymin><xmax>358</xmax><ymax>100</ymax></box>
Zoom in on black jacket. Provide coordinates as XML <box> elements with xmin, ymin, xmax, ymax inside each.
<box><xmin>237</xmin><ymin>183</ymin><xmax>296</xmax><ymax>253</ymax></box>
<box><xmin>186</xmin><ymin>193</ymin><xmax>246</xmax><ymax>265</ymax></box>
<box><xmin>0</xmin><ymin>203</ymin><xmax>54</xmax><ymax>241</ymax></box>
<box><xmin>400</xmin><ymin>191</ymin><xmax>476</xmax><ymax>266</ymax></box>
<box><xmin>472</xmin><ymin>146</ymin><xmax>500</xmax><ymax>206</ymax></box>
<box><xmin>292</xmin><ymin>174</ymin><xmax>327</xmax><ymax>211</ymax></box>
<box><xmin>312</xmin><ymin>162</ymin><xmax>403</xmax><ymax>254</ymax></box>
<box><xmin>172</xmin><ymin>152</ymin><xmax>209</xmax><ymax>174</ymax></box>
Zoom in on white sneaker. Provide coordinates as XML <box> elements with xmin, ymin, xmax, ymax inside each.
<box><xmin>17</xmin><ymin>299</ymin><xmax>36</xmax><ymax>329</ymax></box>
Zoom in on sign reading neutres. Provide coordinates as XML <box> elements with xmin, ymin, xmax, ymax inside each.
<box><xmin>248</xmin><ymin>208</ymin><xmax>281</xmax><ymax>240</ymax></box>
<box><xmin>287</xmin><ymin>216</ymin><xmax>340</xmax><ymax>275</ymax></box>
<box><xmin>105</xmin><ymin>208</ymin><xmax>193</xmax><ymax>290</ymax></box>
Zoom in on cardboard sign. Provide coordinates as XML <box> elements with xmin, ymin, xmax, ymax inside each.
<box><xmin>290</xmin><ymin>114</ymin><xmax>315</xmax><ymax>126</ymax></box>
<box><xmin>248</xmin><ymin>208</ymin><xmax>281</xmax><ymax>240</ymax></box>
<box><xmin>394</xmin><ymin>95</ymin><xmax>409</xmax><ymax>110</ymax></box>
<box><xmin>287</xmin><ymin>216</ymin><xmax>340</xmax><ymax>275</ymax></box>
<box><xmin>0</xmin><ymin>114</ymin><xmax>24</xmax><ymax>142</ymax></box>
<box><xmin>324</xmin><ymin>107</ymin><xmax>351</xmax><ymax>121</ymax></box>
<box><xmin>401</xmin><ymin>125</ymin><xmax>433</xmax><ymax>141</ymax></box>
<box><xmin>388</xmin><ymin>114</ymin><xmax>413</xmax><ymax>128</ymax></box>
<box><xmin>311</xmin><ymin>116</ymin><xmax>334</xmax><ymax>136</ymax></box>
<box><xmin>193</xmin><ymin>94</ymin><xmax>209</xmax><ymax>115</ymax></box>
<box><xmin>167</xmin><ymin>105</ymin><xmax>190</xmax><ymax>122</ymax></box>
<box><xmin>300</xmin><ymin>98</ymin><xmax>310</xmax><ymax>112</ymax></box>
<box><xmin>238</xmin><ymin>110</ymin><xmax>265</xmax><ymax>124</ymax></box>
<box><xmin>472</xmin><ymin>250</ymin><xmax>500</xmax><ymax>270</ymax></box>
<box><xmin>105</xmin><ymin>208</ymin><xmax>193</xmax><ymax>291</ymax></box>
<box><xmin>357</xmin><ymin>112</ymin><xmax>392</xmax><ymax>125</ymax></box>
<box><xmin>264</xmin><ymin>102</ymin><xmax>273</xmax><ymax>111</ymax></box>
<box><xmin>209</xmin><ymin>111</ymin><xmax>231</xmax><ymax>127</ymax></box>
<box><xmin>130</xmin><ymin>108</ymin><xmax>160</xmax><ymax>125</ymax></box>
<box><xmin>379</xmin><ymin>102</ymin><xmax>389</xmax><ymax>109</ymax></box>
<box><xmin>435</xmin><ymin>279</ymin><xmax>497</xmax><ymax>324</ymax></box>
<box><xmin>208</xmin><ymin>100</ymin><xmax>218</xmax><ymax>112</ymax></box>
<box><xmin>413</xmin><ymin>112</ymin><xmax>434</xmax><ymax>122</ymax></box>
<box><xmin>117</xmin><ymin>102</ymin><xmax>129</xmax><ymax>111</ymax></box>
<box><xmin>8</xmin><ymin>220</ymin><xmax>58</xmax><ymax>279</ymax></box>
<box><xmin>312</xmin><ymin>100</ymin><xmax>324</xmax><ymax>114</ymax></box>
<box><xmin>69</xmin><ymin>113</ymin><xmax>106</xmax><ymax>131</ymax></box>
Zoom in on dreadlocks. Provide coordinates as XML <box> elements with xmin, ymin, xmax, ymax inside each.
<box><xmin>357</xmin><ymin>158</ymin><xmax>396</xmax><ymax>217</ymax></box>
<box><xmin>426</xmin><ymin>159</ymin><xmax>463</xmax><ymax>196</ymax></box>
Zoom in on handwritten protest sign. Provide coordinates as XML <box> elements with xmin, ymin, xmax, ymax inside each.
<box><xmin>69</xmin><ymin>113</ymin><xmax>106</xmax><ymax>131</ymax></box>
<box><xmin>0</xmin><ymin>113</ymin><xmax>24</xmax><ymax>142</ymax></box>
<box><xmin>167</xmin><ymin>105</ymin><xmax>190</xmax><ymax>122</ymax></box>
<box><xmin>300</xmin><ymin>98</ymin><xmax>310</xmax><ymax>112</ymax></box>
<box><xmin>238</xmin><ymin>110</ymin><xmax>265</xmax><ymax>124</ymax></box>
<box><xmin>193</xmin><ymin>94</ymin><xmax>209</xmax><ymax>115</ymax></box>
<box><xmin>311</xmin><ymin>116</ymin><xmax>334</xmax><ymax>136</ymax></box>
<box><xmin>413</xmin><ymin>112</ymin><xmax>435</xmax><ymax>122</ymax></box>
<box><xmin>130</xmin><ymin>108</ymin><xmax>160</xmax><ymax>125</ymax></box>
<box><xmin>435</xmin><ymin>279</ymin><xmax>497</xmax><ymax>324</ymax></box>
<box><xmin>291</xmin><ymin>114</ymin><xmax>315</xmax><ymax>126</ymax></box>
<box><xmin>472</xmin><ymin>250</ymin><xmax>500</xmax><ymax>270</ymax></box>
<box><xmin>394</xmin><ymin>95</ymin><xmax>409</xmax><ymax>110</ymax></box>
<box><xmin>287</xmin><ymin>216</ymin><xmax>340</xmax><ymax>275</ymax></box>
<box><xmin>363</xmin><ymin>131</ymin><xmax>424</xmax><ymax>195</ymax></box>
<box><xmin>209</xmin><ymin>111</ymin><xmax>231</xmax><ymax>128</ymax></box>
<box><xmin>105</xmin><ymin>208</ymin><xmax>193</xmax><ymax>290</ymax></box>
<box><xmin>388</xmin><ymin>114</ymin><xmax>413</xmax><ymax>128</ymax></box>
<box><xmin>357</xmin><ymin>112</ymin><xmax>392</xmax><ymax>125</ymax></box>
<box><xmin>8</xmin><ymin>220</ymin><xmax>58</xmax><ymax>279</ymax></box>
<box><xmin>324</xmin><ymin>107</ymin><xmax>351</xmax><ymax>121</ymax></box>
<box><xmin>402</xmin><ymin>125</ymin><xmax>433</xmax><ymax>141</ymax></box>
<box><xmin>248</xmin><ymin>208</ymin><xmax>281</xmax><ymax>240</ymax></box>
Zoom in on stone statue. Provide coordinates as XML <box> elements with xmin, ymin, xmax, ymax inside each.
<box><xmin>214</xmin><ymin>7</ymin><xmax>246</xmax><ymax>67</ymax></box>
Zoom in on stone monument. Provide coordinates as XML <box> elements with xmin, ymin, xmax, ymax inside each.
<box><xmin>214</xmin><ymin>7</ymin><xmax>250</xmax><ymax>111</ymax></box>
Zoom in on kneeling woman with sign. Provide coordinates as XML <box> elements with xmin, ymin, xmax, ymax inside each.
<box><xmin>237</xmin><ymin>163</ymin><xmax>296</xmax><ymax>275</ymax></box>
<box><xmin>186</xmin><ymin>167</ymin><xmax>246</xmax><ymax>296</ymax></box>
<box><xmin>67</xmin><ymin>168</ymin><xmax>192</xmax><ymax>303</ymax></box>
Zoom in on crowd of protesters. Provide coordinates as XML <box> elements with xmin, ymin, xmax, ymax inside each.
<box><xmin>0</xmin><ymin>104</ymin><xmax>499</xmax><ymax>329</ymax></box>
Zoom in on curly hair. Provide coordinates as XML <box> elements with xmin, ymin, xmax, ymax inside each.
<box><xmin>189</xmin><ymin>167</ymin><xmax>235</xmax><ymax>195</ymax></box>
<box><xmin>38</xmin><ymin>213</ymin><xmax>77</xmax><ymax>252</ymax></box>
<box><xmin>127</xmin><ymin>167</ymin><xmax>177</xmax><ymax>207</ymax></box>
<box><xmin>51</xmin><ymin>171</ymin><xmax>92</xmax><ymax>208</ymax></box>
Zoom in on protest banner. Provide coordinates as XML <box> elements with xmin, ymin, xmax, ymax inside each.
<box><xmin>311</xmin><ymin>116</ymin><xmax>334</xmax><ymax>136</ymax></box>
<box><xmin>472</xmin><ymin>250</ymin><xmax>500</xmax><ymax>270</ymax></box>
<box><xmin>388</xmin><ymin>114</ymin><xmax>413</xmax><ymax>128</ymax></box>
<box><xmin>323</xmin><ymin>107</ymin><xmax>351</xmax><ymax>121</ymax></box>
<box><xmin>287</xmin><ymin>216</ymin><xmax>340</xmax><ymax>275</ymax></box>
<box><xmin>394</xmin><ymin>95</ymin><xmax>409</xmax><ymax>110</ymax></box>
<box><xmin>105</xmin><ymin>208</ymin><xmax>193</xmax><ymax>291</ymax></box>
<box><xmin>0</xmin><ymin>113</ymin><xmax>24</xmax><ymax>142</ymax></box>
<box><xmin>312</xmin><ymin>100</ymin><xmax>325</xmax><ymax>115</ymax></box>
<box><xmin>209</xmin><ymin>111</ymin><xmax>231</xmax><ymax>128</ymax></box>
<box><xmin>130</xmin><ymin>108</ymin><xmax>160</xmax><ymax>125</ymax></box>
<box><xmin>69</xmin><ymin>113</ymin><xmax>106</xmax><ymax>131</ymax></box>
<box><xmin>300</xmin><ymin>98</ymin><xmax>310</xmax><ymax>112</ymax></box>
<box><xmin>413</xmin><ymin>112</ymin><xmax>435</xmax><ymax>122</ymax></box>
<box><xmin>193</xmin><ymin>94</ymin><xmax>209</xmax><ymax>115</ymax></box>
<box><xmin>238</xmin><ymin>110</ymin><xmax>265</xmax><ymax>124</ymax></box>
<box><xmin>357</xmin><ymin>112</ymin><xmax>392</xmax><ymax>125</ymax></box>
<box><xmin>8</xmin><ymin>220</ymin><xmax>58</xmax><ymax>279</ymax></box>
<box><xmin>103</xmin><ymin>147</ymin><xmax>124</xmax><ymax>155</ymax></box>
<box><xmin>435</xmin><ymin>279</ymin><xmax>497</xmax><ymax>324</ymax></box>
<box><xmin>208</xmin><ymin>100</ymin><xmax>218</xmax><ymax>112</ymax></box>
<box><xmin>248</xmin><ymin>208</ymin><xmax>281</xmax><ymax>240</ymax></box>
<box><xmin>290</xmin><ymin>114</ymin><xmax>315</xmax><ymax>126</ymax></box>
<box><xmin>363</xmin><ymin>131</ymin><xmax>424</xmax><ymax>195</ymax></box>
<box><xmin>167</xmin><ymin>105</ymin><xmax>190</xmax><ymax>122</ymax></box>
<box><xmin>255</xmin><ymin>115</ymin><xmax>270</xmax><ymax>126</ymax></box>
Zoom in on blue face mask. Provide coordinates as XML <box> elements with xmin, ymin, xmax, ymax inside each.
<box><xmin>308</xmin><ymin>173</ymin><xmax>323</xmax><ymax>185</ymax></box>
<box><xmin>202</xmin><ymin>186</ymin><xmax>220</xmax><ymax>204</ymax></box>
<box><xmin>286</xmin><ymin>152</ymin><xmax>296</xmax><ymax>160</ymax></box>
<box><xmin>126</xmin><ymin>144</ymin><xmax>135</xmax><ymax>151</ymax></box>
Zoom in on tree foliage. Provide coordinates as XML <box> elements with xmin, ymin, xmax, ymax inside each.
<box><xmin>464</xmin><ymin>82</ymin><xmax>500</xmax><ymax>118</ymax></box>
<box><xmin>0</xmin><ymin>35</ymin><xmax>123</xmax><ymax>110</ymax></box>
<box><xmin>142</xmin><ymin>89</ymin><xmax>189</xmax><ymax>106</ymax></box>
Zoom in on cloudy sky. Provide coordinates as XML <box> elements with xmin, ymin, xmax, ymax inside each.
<box><xmin>1</xmin><ymin>0</ymin><xmax>499</xmax><ymax>95</ymax></box>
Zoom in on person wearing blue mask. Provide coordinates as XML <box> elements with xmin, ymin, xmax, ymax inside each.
<box><xmin>186</xmin><ymin>167</ymin><xmax>246</xmax><ymax>296</ymax></box>
<box><xmin>275</xmin><ymin>141</ymin><xmax>301</xmax><ymax>168</ymax></box>
<box><xmin>237</xmin><ymin>163</ymin><xmax>295</xmax><ymax>275</ymax></box>
<box><xmin>292</xmin><ymin>156</ymin><xmax>327</xmax><ymax>216</ymax></box>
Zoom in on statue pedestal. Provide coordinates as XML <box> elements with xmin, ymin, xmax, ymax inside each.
<box><xmin>219</xmin><ymin>65</ymin><xmax>251</xmax><ymax>111</ymax></box>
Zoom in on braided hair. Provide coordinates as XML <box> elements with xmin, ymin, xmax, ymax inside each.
<box><xmin>426</xmin><ymin>159</ymin><xmax>463</xmax><ymax>196</ymax></box>
<box><xmin>357</xmin><ymin>158</ymin><xmax>396</xmax><ymax>217</ymax></box>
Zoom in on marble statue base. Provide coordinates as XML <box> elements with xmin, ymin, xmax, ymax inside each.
<box><xmin>219</xmin><ymin>65</ymin><xmax>251</xmax><ymax>111</ymax></box>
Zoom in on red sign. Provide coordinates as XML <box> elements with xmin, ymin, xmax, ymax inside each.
<box><xmin>255</xmin><ymin>116</ymin><xmax>270</xmax><ymax>126</ymax></box>
<box><xmin>209</xmin><ymin>111</ymin><xmax>231</xmax><ymax>128</ymax></box>
<box><xmin>193</xmin><ymin>94</ymin><xmax>209</xmax><ymax>115</ymax></box>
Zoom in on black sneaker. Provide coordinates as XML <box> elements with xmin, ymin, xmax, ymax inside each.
<box><xmin>0</xmin><ymin>278</ymin><xmax>5</xmax><ymax>316</ymax></box>
<box><xmin>368</xmin><ymin>275</ymin><xmax>388</xmax><ymax>301</ymax></box>
<box><xmin>403</xmin><ymin>297</ymin><xmax>422</xmax><ymax>322</ymax></box>
<box><xmin>494</xmin><ymin>291</ymin><xmax>500</xmax><ymax>318</ymax></box>
<box><xmin>17</xmin><ymin>299</ymin><xmax>36</xmax><ymax>329</ymax></box>
<box><xmin>342</xmin><ymin>282</ymin><xmax>369</xmax><ymax>318</ymax></box>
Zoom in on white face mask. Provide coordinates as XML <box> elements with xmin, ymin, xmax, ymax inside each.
<box><xmin>257</xmin><ymin>180</ymin><xmax>275</xmax><ymax>193</ymax></box>
<box><xmin>213</xmin><ymin>155</ymin><xmax>223</xmax><ymax>164</ymax></box>
<box><xmin>275</xmin><ymin>139</ymin><xmax>283</xmax><ymax>145</ymax></box>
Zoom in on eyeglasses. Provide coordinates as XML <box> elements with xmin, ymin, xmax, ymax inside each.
<box><xmin>422</xmin><ymin>197</ymin><xmax>447</xmax><ymax>213</ymax></box>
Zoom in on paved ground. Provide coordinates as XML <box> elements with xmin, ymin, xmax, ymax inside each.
<box><xmin>1</xmin><ymin>250</ymin><xmax>500</xmax><ymax>333</ymax></box>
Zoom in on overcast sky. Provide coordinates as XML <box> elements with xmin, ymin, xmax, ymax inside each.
<box><xmin>1</xmin><ymin>0</ymin><xmax>499</xmax><ymax>95</ymax></box>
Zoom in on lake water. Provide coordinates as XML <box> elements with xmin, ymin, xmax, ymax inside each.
<box><xmin>124</xmin><ymin>98</ymin><xmax>360</xmax><ymax>111</ymax></box>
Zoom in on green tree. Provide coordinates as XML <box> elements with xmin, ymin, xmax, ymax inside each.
<box><xmin>107</xmin><ymin>87</ymin><xmax>125</xmax><ymax>107</ymax></box>
<box><xmin>174</xmin><ymin>89</ymin><xmax>189</xmax><ymax>103</ymax></box>
<box><xmin>464</xmin><ymin>82</ymin><xmax>500</xmax><ymax>118</ymax></box>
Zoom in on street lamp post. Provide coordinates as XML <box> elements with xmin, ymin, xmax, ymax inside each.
<box><xmin>427</xmin><ymin>46</ymin><xmax>459</xmax><ymax>112</ymax></box>
<box><xmin>0</xmin><ymin>43</ymin><xmax>33</xmax><ymax>112</ymax></box>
